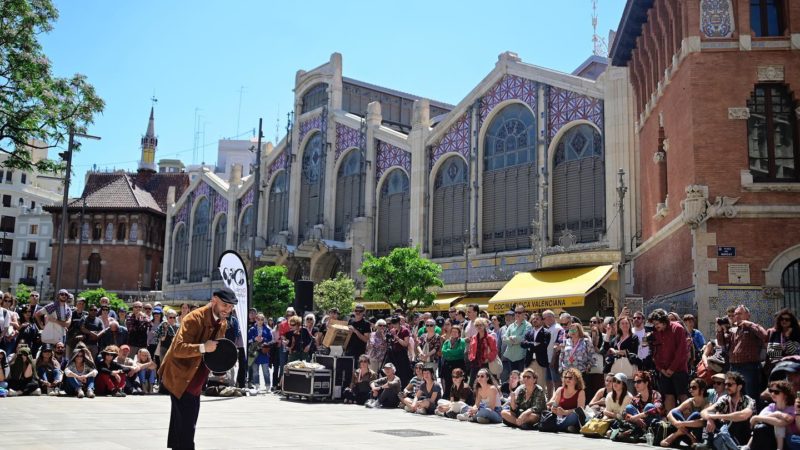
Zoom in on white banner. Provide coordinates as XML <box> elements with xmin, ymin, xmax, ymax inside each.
<box><xmin>218</xmin><ymin>250</ymin><xmax>249</xmax><ymax>343</ymax></box>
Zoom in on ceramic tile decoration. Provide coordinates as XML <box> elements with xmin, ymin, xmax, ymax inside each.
<box><xmin>548</xmin><ymin>86</ymin><xmax>604</xmax><ymax>142</ymax></box>
<box><xmin>700</xmin><ymin>0</ymin><xmax>735</xmax><ymax>38</ymax></box>
<box><xmin>376</xmin><ymin>140</ymin><xmax>411</xmax><ymax>181</ymax></box>
<box><xmin>335</xmin><ymin>123</ymin><xmax>362</xmax><ymax>163</ymax></box>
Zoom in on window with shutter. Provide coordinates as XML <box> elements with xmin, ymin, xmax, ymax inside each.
<box><xmin>432</xmin><ymin>156</ymin><xmax>468</xmax><ymax>258</ymax></box>
<box><xmin>267</xmin><ymin>172</ymin><xmax>288</xmax><ymax>242</ymax></box>
<box><xmin>212</xmin><ymin>214</ymin><xmax>227</xmax><ymax>280</ymax></box>
<box><xmin>190</xmin><ymin>197</ymin><xmax>211</xmax><ymax>282</ymax></box>
<box><xmin>377</xmin><ymin>170</ymin><xmax>410</xmax><ymax>255</ymax></box>
<box><xmin>171</xmin><ymin>224</ymin><xmax>188</xmax><ymax>282</ymax></box>
<box><xmin>335</xmin><ymin>150</ymin><xmax>366</xmax><ymax>241</ymax></box>
<box><xmin>299</xmin><ymin>133</ymin><xmax>325</xmax><ymax>241</ymax></box>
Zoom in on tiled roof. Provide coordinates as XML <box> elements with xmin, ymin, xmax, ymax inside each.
<box><xmin>65</xmin><ymin>171</ymin><xmax>189</xmax><ymax>214</ymax></box>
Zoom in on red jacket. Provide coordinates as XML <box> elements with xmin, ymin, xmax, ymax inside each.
<box><xmin>468</xmin><ymin>332</ymin><xmax>498</xmax><ymax>365</ymax></box>
<box><xmin>653</xmin><ymin>321</ymin><xmax>690</xmax><ymax>373</ymax></box>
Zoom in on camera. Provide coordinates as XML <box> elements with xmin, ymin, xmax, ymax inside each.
<box><xmin>716</xmin><ymin>317</ymin><xmax>730</xmax><ymax>326</ymax></box>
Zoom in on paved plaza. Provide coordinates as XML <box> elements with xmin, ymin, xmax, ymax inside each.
<box><xmin>0</xmin><ymin>394</ymin><xmax>647</xmax><ymax>449</ymax></box>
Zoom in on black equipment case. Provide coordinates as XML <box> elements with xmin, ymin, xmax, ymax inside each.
<box><xmin>281</xmin><ymin>367</ymin><xmax>332</xmax><ymax>400</ymax></box>
<box><xmin>313</xmin><ymin>355</ymin><xmax>354</xmax><ymax>399</ymax></box>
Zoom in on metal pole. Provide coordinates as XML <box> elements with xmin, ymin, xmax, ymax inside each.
<box><xmin>464</xmin><ymin>229</ymin><xmax>469</xmax><ymax>295</ymax></box>
<box><xmin>74</xmin><ymin>196</ymin><xmax>86</xmax><ymax>295</ymax></box>
<box><xmin>55</xmin><ymin>128</ymin><xmax>75</xmax><ymax>292</ymax></box>
<box><xmin>249</xmin><ymin>118</ymin><xmax>263</xmax><ymax>311</ymax></box>
<box><xmin>616</xmin><ymin>168</ymin><xmax>628</xmax><ymax>316</ymax></box>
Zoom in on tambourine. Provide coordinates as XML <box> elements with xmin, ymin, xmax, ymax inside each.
<box><xmin>202</xmin><ymin>338</ymin><xmax>238</xmax><ymax>373</ymax></box>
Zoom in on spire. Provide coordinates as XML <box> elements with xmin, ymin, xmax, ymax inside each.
<box><xmin>138</xmin><ymin>100</ymin><xmax>158</xmax><ymax>173</ymax></box>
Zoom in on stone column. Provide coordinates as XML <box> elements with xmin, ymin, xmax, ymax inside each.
<box><xmin>364</xmin><ymin>101</ymin><xmax>381</xmax><ymax>252</ymax></box>
<box><xmin>408</xmin><ymin>99</ymin><xmax>430</xmax><ymax>251</ymax></box>
<box><xmin>288</xmin><ymin>97</ymin><xmax>303</xmax><ymax>245</ymax></box>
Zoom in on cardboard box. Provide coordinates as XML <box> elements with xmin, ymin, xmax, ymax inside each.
<box><xmin>322</xmin><ymin>319</ymin><xmax>352</xmax><ymax>348</ymax></box>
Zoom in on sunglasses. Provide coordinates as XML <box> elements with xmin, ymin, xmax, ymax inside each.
<box><xmin>590</xmin><ymin>320</ymin><xmax>597</xmax><ymax>324</ymax></box>
<box><xmin>426</xmin><ymin>324</ymin><xmax>435</xmax><ymax>327</ymax></box>
<box><xmin>452</xmin><ymin>375</ymin><xmax>463</xmax><ymax>379</ymax></box>
<box><xmin>689</xmin><ymin>385</ymin><xmax>699</xmax><ymax>390</ymax></box>
<box><xmin>724</xmin><ymin>382</ymin><xmax>736</xmax><ymax>387</ymax></box>
<box><xmin>145</xmin><ymin>308</ymin><xmax>152</xmax><ymax>311</ymax></box>
<box><xmin>476</xmin><ymin>374</ymin><xmax>487</xmax><ymax>378</ymax></box>
<box><xmin>563</xmin><ymin>376</ymin><xmax>574</xmax><ymax>380</ymax></box>
<box><xmin>306</xmin><ymin>318</ymin><xmax>313</xmax><ymax>322</ymax></box>
<box><xmin>613</xmin><ymin>379</ymin><xmax>623</xmax><ymax>384</ymax></box>
<box><xmin>101</xmin><ymin>308</ymin><xmax>109</xmax><ymax>311</ymax></box>
<box><xmin>634</xmin><ymin>380</ymin><xmax>645</xmax><ymax>384</ymax></box>
<box><xmin>168</xmin><ymin>316</ymin><xmax>176</xmax><ymax>319</ymax></box>
<box><xmin>780</xmin><ymin>317</ymin><xmax>792</xmax><ymax>322</ymax></box>
<box><xmin>713</xmin><ymin>381</ymin><xmax>723</xmax><ymax>386</ymax></box>
<box><xmin>769</xmin><ymin>389</ymin><xmax>782</xmax><ymax>395</ymax></box>
<box><xmin>522</xmin><ymin>375</ymin><xmax>536</xmax><ymax>379</ymax></box>
<box><xmin>354</xmin><ymin>310</ymin><xmax>365</xmax><ymax>313</ymax></box>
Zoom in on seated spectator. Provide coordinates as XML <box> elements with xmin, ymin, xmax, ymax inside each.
<box><xmin>603</xmin><ymin>373</ymin><xmax>632</xmax><ymax>421</ymax></box>
<box><xmin>35</xmin><ymin>344</ymin><xmax>63</xmax><ymax>396</ymax></box>
<box><xmin>709</xmin><ymin>373</ymin><xmax>726</xmax><ymax>403</ymax></box>
<box><xmin>95</xmin><ymin>345</ymin><xmax>127</xmax><ymax>397</ymax></box>
<box><xmin>135</xmin><ymin>348</ymin><xmax>157</xmax><ymax>394</ymax></box>
<box><xmin>589</xmin><ymin>373</ymin><xmax>614</xmax><ymax>416</ymax></box>
<box><xmin>612</xmin><ymin>370</ymin><xmax>663</xmax><ymax>442</ymax></box>
<box><xmin>401</xmin><ymin>363</ymin><xmax>424</xmax><ymax>401</ymax></box>
<box><xmin>699</xmin><ymin>371</ymin><xmax>756</xmax><ymax>449</ymax></box>
<box><xmin>501</xmin><ymin>369</ymin><xmax>521</xmax><ymax>401</ymax></box>
<box><xmin>661</xmin><ymin>378</ymin><xmax>710</xmax><ymax>447</ymax></box>
<box><xmin>366</xmin><ymin>363</ymin><xmax>402</xmax><ymax>409</ymax></box>
<box><xmin>545</xmin><ymin>367</ymin><xmax>586</xmax><ymax>432</ymax></box>
<box><xmin>343</xmin><ymin>355</ymin><xmax>377</xmax><ymax>405</ymax></box>
<box><xmin>64</xmin><ymin>349</ymin><xmax>96</xmax><ymax>398</ymax></box>
<box><xmin>115</xmin><ymin>345</ymin><xmax>143</xmax><ymax>395</ymax></box>
<box><xmin>402</xmin><ymin>366</ymin><xmax>441</xmax><ymax>415</ymax></box>
<box><xmin>744</xmin><ymin>380</ymin><xmax>796</xmax><ymax>450</ymax></box>
<box><xmin>0</xmin><ymin>348</ymin><xmax>8</xmax><ymax>393</ymax></box>
<box><xmin>458</xmin><ymin>368</ymin><xmax>502</xmax><ymax>424</ymax></box>
<box><xmin>53</xmin><ymin>341</ymin><xmax>67</xmax><ymax>369</ymax></box>
<box><xmin>501</xmin><ymin>368</ymin><xmax>547</xmax><ymax>429</ymax></box>
<box><xmin>435</xmin><ymin>368</ymin><xmax>474</xmax><ymax>418</ymax></box>
<box><xmin>7</xmin><ymin>344</ymin><xmax>40</xmax><ymax>396</ymax></box>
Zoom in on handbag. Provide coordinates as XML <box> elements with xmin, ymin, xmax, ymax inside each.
<box><xmin>610</xmin><ymin>356</ymin><xmax>635</xmax><ymax>378</ymax></box>
<box><xmin>589</xmin><ymin>353</ymin><xmax>604</xmax><ymax>374</ymax></box>
<box><xmin>489</xmin><ymin>355</ymin><xmax>503</xmax><ymax>376</ymax></box>
<box><xmin>538</xmin><ymin>411</ymin><xmax>559</xmax><ymax>433</ymax></box>
<box><xmin>580</xmin><ymin>417</ymin><xmax>612</xmax><ymax>437</ymax></box>
<box><xmin>42</xmin><ymin>321</ymin><xmax>63</xmax><ymax>344</ymax></box>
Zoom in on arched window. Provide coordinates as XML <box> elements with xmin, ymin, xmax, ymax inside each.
<box><xmin>747</xmin><ymin>84</ymin><xmax>798</xmax><ymax>182</ymax></box>
<box><xmin>335</xmin><ymin>150</ymin><xmax>365</xmax><ymax>241</ymax></box>
<box><xmin>69</xmin><ymin>222</ymin><xmax>78</xmax><ymax>240</ymax></box>
<box><xmin>87</xmin><ymin>253</ymin><xmax>101</xmax><ymax>283</ymax></box>
<box><xmin>92</xmin><ymin>222</ymin><xmax>102</xmax><ymax>241</ymax></box>
<box><xmin>377</xmin><ymin>169</ymin><xmax>410</xmax><ymax>256</ymax></box>
<box><xmin>432</xmin><ymin>156</ymin><xmax>469</xmax><ymax>258</ymax></box>
<box><xmin>116</xmin><ymin>223</ymin><xmax>127</xmax><ymax>241</ymax></box>
<box><xmin>189</xmin><ymin>197</ymin><xmax>211</xmax><ymax>282</ymax></box>
<box><xmin>238</xmin><ymin>206</ymin><xmax>253</xmax><ymax>252</ymax></box>
<box><xmin>104</xmin><ymin>223</ymin><xmax>113</xmax><ymax>241</ymax></box>
<box><xmin>482</xmin><ymin>103</ymin><xmax>538</xmax><ymax>252</ymax></box>
<box><xmin>267</xmin><ymin>172</ymin><xmax>288</xmax><ymax>243</ymax></box>
<box><xmin>783</xmin><ymin>258</ymin><xmax>800</xmax><ymax>312</ymax></box>
<box><xmin>171</xmin><ymin>224</ymin><xmax>188</xmax><ymax>282</ymax></box>
<box><xmin>212</xmin><ymin>214</ymin><xmax>227</xmax><ymax>280</ymax></box>
<box><xmin>129</xmin><ymin>223</ymin><xmax>138</xmax><ymax>241</ymax></box>
<box><xmin>299</xmin><ymin>133</ymin><xmax>325</xmax><ymax>241</ymax></box>
<box><xmin>301</xmin><ymin>83</ymin><xmax>328</xmax><ymax>113</ymax></box>
<box><xmin>751</xmin><ymin>0</ymin><xmax>786</xmax><ymax>37</ymax></box>
<box><xmin>552</xmin><ymin>124</ymin><xmax>606</xmax><ymax>244</ymax></box>
<box><xmin>81</xmin><ymin>223</ymin><xmax>89</xmax><ymax>241</ymax></box>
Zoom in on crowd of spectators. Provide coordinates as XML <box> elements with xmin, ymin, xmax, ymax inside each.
<box><xmin>3</xmin><ymin>286</ymin><xmax>800</xmax><ymax>449</ymax></box>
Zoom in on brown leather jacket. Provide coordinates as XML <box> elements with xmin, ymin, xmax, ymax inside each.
<box><xmin>157</xmin><ymin>304</ymin><xmax>227</xmax><ymax>399</ymax></box>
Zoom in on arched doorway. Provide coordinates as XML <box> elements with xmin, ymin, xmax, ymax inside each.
<box><xmin>782</xmin><ymin>258</ymin><xmax>800</xmax><ymax>311</ymax></box>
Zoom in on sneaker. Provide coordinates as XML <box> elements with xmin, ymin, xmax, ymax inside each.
<box><xmin>457</xmin><ymin>413</ymin><xmax>471</xmax><ymax>421</ymax></box>
<box><xmin>693</xmin><ymin>444</ymin><xmax>710</xmax><ymax>450</ymax></box>
<box><xmin>113</xmin><ymin>391</ymin><xmax>126</xmax><ymax>397</ymax></box>
<box><xmin>31</xmin><ymin>388</ymin><xmax>42</xmax><ymax>396</ymax></box>
<box><xmin>476</xmin><ymin>417</ymin><xmax>490</xmax><ymax>424</ymax></box>
<box><xmin>77</xmin><ymin>389</ymin><xmax>85</xmax><ymax>398</ymax></box>
<box><xmin>566</xmin><ymin>425</ymin><xmax>578</xmax><ymax>433</ymax></box>
<box><xmin>48</xmin><ymin>388</ymin><xmax>59</xmax><ymax>397</ymax></box>
<box><xmin>404</xmin><ymin>405</ymin><xmax>414</xmax><ymax>412</ymax></box>
<box><xmin>86</xmin><ymin>389</ymin><xmax>95</xmax><ymax>399</ymax></box>
<box><xmin>7</xmin><ymin>389</ymin><xmax>18</xmax><ymax>397</ymax></box>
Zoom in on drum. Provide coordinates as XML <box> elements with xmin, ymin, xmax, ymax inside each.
<box><xmin>203</xmin><ymin>338</ymin><xmax>238</xmax><ymax>373</ymax></box>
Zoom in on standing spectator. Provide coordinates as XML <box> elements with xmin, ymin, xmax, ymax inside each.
<box><xmin>649</xmin><ymin>308</ymin><xmax>690</xmax><ymax>413</ymax></box>
<box><xmin>366</xmin><ymin>319</ymin><xmax>388</xmax><ymax>374</ymax></box>
<box><xmin>766</xmin><ymin>309</ymin><xmax>800</xmax><ymax>369</ymax></box>
<box><xmin>35</xmin><ymin>344</ymin><xmax>63</xmax><ymax>396</ymax></box>
<box><xmin>126</xmin><ymin>301</ymin><xmax>151</xmax><ymax>355</ymax></box>
<box><xmin>605</xmin><ymin>315</ymin><xmax>639</xmax><ymax>379</ymax></box>
<box><xmin>147</xmin><ymin>307</ymin><xmax>164</xmax><ymax>365</ymax></box>
<box><xmin>143</xmin><ymin>303</ymin><xmax>153</xmax><ymax>321</ymax></box>
<box><xmin>699</xmin><ymin>371</ymin><xmax>756</xmax><ymax>449</ymax></box>
<box><xmin>441</xmin><ymin>325</ymin><xmax>466</xmax><ymax>398</ymax></box>
<box><xmin>98</xmin><ymin>297</ymin><xmax>118</xmax><ymax>320</ymax></box>
<box><xmin>386</xmin><ymin>316</ymin><xmax>412</xmax><ymax>386</ymax></box>
<box><xmin>64</xmin><ymin>349</ymin><xmax>96</xmax><ymax>398</ymax></box>
<box><xmin>7</xmin><ymin>344</ymin><xmax>40</xmax><ymax>396</ymax></box>
<box><xmin>683</xmin><ymin>314</ymin><xmax>706</xmax><ymax>358</ymax></box>
<box><xmin>15</xmin><ymin>306</ymin><xmax>40</xmax><ymax>356</ymax></box>
<box><xmin>177</xmin><ymin>302</ymin><xmax>191</xmax><ymax>324</ymax></box>
<box><xmin>463</xmin><ymin>304</ymin><xmax>480</xmax><ymax>340</ymax></box>
<box><xmin>95</xmin><ymin>345</ymin><xmax>127</xmax><ymax>397</ymax></box>
<box><xmin>559</xmin><ymin>321</ymin><xmax>596</xmax><ymax>374</ymax></box>
<box><xmin>502</xmin><ymin>306</ymin><xmax>531</xmax><ymax>377</ymax></box>
<box><xmin>716</xmin><ymin>305</ymin><xmax>768</xmax><ymax>400</ymax></box>
<box><xmin>448</xmin><ymin>307</ymin><xmax>460</xmax><ymax>326</ymax></box>
<box><xmin>226</xmin><ymin>311</ymin><xmax>246</xmax><ymax>388</ymax></box>
<box><xmin>467</xmin><ymin>318</ymin><xmax>497</xmax><ymax>384</ymax></box>
<box><xmin>521</xmin><ymin>312</ymin><xmax>550</xmax><ymax>387</ymax></box>
<box><xmin>155</xmin><ymin>310</ymin><xmax>179</xmax><ymax>361</ymax></box>
<box><xmin>65</xmin><ymin>297</ymin><xmax>86</xmax><ymax>357</ymax></box>
<box><xmin>80</xmin><ymin>305</ymin><xmax>104</xmax><ymax>357</ymax></box>
<box><xmin>99</xmin><ymin>320</ymin><xmax>129</xmax><ymax>348</ymax></box>
<box><xmin>286</xmin><ymin>315</ymin><xmax>313</xmax><ymax>362</ymax></box>
<box><xmin>26</xmin><ymin>290</ymin><xmax>43</xmax><ymax>315</ymax></box>
<box><xmin>632</xmin><ymin>311</ymin><xmax>650</xmax><ymax>364</ymax></box>
<box><xmin>345</xmin><ymin>304</ymin><xmax>371</xmax><ymax>358</ymax></box>
<box><xmin>542</xmin><ymin>309</ymin><xmax>564</xmax><ymax>397</ymax></box>
<box><xmin>417</xmin><ymin>318</ymin><xmax>443</xmax><ymax>374</ymax></box>
<box><xmin>0</xmin><ymin>295</ymin><xmax>17</xmax><ymax>355</ymax></box>
<box><xmin>272</xmin><ymin>307</ymin><xmax>295</xmax><ymax>389</ymax></box>
<box><xmin>247</xmin><ymin>313</ymin><xmax>272</xmax><ymax>390</ymax></box>
<box><xmin>34</xmin><ymin>289</ymin><xmax>72</xmax><ymax>346</ymax></box>
<box><xmin>98</xmin><ymin>305</ymin><xmax>112</xmax><ymax>328</ymax></box>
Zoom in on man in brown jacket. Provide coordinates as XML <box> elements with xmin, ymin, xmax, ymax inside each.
<box><xmin>158</xmin><ymin>288</ymin><xmax>236</xmax><ymax>450</ymax></box>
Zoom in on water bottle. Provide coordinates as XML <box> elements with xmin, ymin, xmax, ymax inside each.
<box><xmin>645</xmin><ymin>429</ymin><xmax>654</xmax><ymax>446</ymax></box>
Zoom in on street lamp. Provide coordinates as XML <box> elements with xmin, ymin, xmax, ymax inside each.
<box><xmin>55</xmin><ymin>128</ymin><xmax>100</xmax><ymax>292</ymax></box>
<box><xmin>248</xmin><ymin>119</ymin><xmax>264</xmax><ymax>312</ymax></box>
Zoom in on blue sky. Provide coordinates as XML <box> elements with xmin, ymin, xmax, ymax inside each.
<box><xmin>41</xmin><ymin>0</ymin><xmax>626</xmax><ymax>196</ymax></box>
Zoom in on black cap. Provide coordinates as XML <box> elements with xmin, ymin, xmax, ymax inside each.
<box><xmin>213</xmin><ymin>287</ymin><xmax>238</xmax><ymax>305</ymax></box>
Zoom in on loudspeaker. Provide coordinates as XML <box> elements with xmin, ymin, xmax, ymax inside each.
<box><xmin>294</xmin><ymin>280</ymin><xmax>314</xmax><ymax>314</ymax></box>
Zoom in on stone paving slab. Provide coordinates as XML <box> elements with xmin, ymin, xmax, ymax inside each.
<box><xmin>0</xmin><ymin>394</ymin><xmax>648</xmax><ymax>449</ymax></box>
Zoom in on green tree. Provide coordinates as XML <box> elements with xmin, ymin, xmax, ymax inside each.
<box><xmin>252</xmin><ymin>265</ymin><xmax>294</xmax><ymax>318</ymax></box>
<box><xmin>359</xmin><ymin>246</ymin><xmax>443</xmax><ymax>314</ymax></box>
<box><xmin>14</xmin><ymin>284</ymin><xmax>32</xmax><ymax>304</ymax></box>
<box><xmin>78</xmin><ymin>288</ymin><xmax>125</xmax><ymax>310</ymax></box>
<box><xmin>0</xmin><ymin>0</ymin><xmax>104</xmax><ymax>172</ymax></box>
<box><xmin>314</xmin><ymin>273</ymin><xmax>355</xmax><ymax>316</ymax></box>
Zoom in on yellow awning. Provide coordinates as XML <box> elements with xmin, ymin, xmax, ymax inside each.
<box><xmin>488</xmin><ymin>265</ymin><xmax>614</xmax><ymax>313</ymax></box>
<box><xmin>418</xmin><ymin>294</ymin><xmax>462</xmax><ymax>312</ymax></box>
<box><xmin>362</xmin><ymin>301</ymin><xmax>391</xmax><ymax>310</ymax></box>
<box><xmin>453</xmin><ymin>296</ymin><xmax>492</xmax><ymax>310</ymax></box>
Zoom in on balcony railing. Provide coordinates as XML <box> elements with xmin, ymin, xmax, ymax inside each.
<box><xmin>21</xmin><ymin>253</ymin><xmax>38</xmax><ymax>261</ymax></box>
<box><xmin>18</xmin><ymin>277</ymin><xmax>37</xmax><ymax>286</ymax></box>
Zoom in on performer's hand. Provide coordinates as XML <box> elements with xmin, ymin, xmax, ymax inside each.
<box><xmin>204</xmin><ymin>340</ymin><xmax>218</xmax><ymax>353</ymax></box>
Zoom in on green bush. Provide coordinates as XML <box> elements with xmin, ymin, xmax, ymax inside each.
<box><xmin>78</xmin><ymin>288</ymin><xmax>126</xmax><ymax>310</ymax></box>
<box><xmin>14</xmin><ymin>284</ymin><xmax>32</xmax><ymax>305</ymax></box>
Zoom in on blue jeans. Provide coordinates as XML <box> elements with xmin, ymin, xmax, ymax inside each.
<box><xmin>250</xmin><ymin>363</ymin><xmax>270</xmax><ymax>387</ymax></box>
<box><xmin>556</xmin><ymin>411</ymin><xmax>582</xmax><ymax>431</ymax></box>
<box><xmin>65</xmin><ymin>376</ymin><xmax>95</xmax><ymax>394</ymax></box>
<box><xmin>37</xmin><ymin>367</ymin><xmax>63</xmax><ymax>384</ymax></box>
<box><xmin>138</xmin><ymin>369</ymin><xmax>156</xmax><ymax>384</ymax></box>
<box><xmin>475</xmin><ymin>406</ymin><xmax>503</xmax><ymax>424</ymax></box>
<box><xmin>730</xmin><ymin>362</ymin><xmax>761</xmax><ymax>400</ymax></box>
<box><xmin>625</xmin><ymin>403</ymin><xmax>658</xmax><ymax>429</ymax></box>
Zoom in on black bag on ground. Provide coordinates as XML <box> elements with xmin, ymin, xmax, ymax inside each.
<box><xmin>538</xmin><ymin>411</ymin><xmax>559</xmax><ymax>433</ymax></box>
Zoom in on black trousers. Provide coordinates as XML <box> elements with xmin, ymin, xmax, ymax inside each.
<box><xmin>168</xmin><ymin>392</ymin><xmax>200</xmax><ymax>450</ymax></box>
<box><xmin>236</xmin><ymin>348</ymin><xmax>246</xmax><ymax>388</ymax></box>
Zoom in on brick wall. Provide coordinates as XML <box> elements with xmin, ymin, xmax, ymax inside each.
<box><xmin>633</xmin><ymin>227</ymin><xmax>694</xmax><ymax>299</ymax></box>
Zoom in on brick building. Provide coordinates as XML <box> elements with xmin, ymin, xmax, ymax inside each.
<box><xmin>47</xmin><ymin>108</ymin><xmax>189</xmax><ymax>296</ymax></box>
<box><xmin>611</xmin><ymin>0</ymin><xmax>800</xmax><ymax>331</ymax></box>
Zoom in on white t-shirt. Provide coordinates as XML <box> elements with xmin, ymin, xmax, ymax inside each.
<box><xmin>633</xmin><ymin>326</ymin><xmax>649</xmax><ymax>361</ymax></box>
<box><xmin>605</xmin><ymin>391</ymin><xmax>632</xmax><ymax>415</ymax></box>
<box><xmin>546</xmin><ymin>323</ymin><xmax>563</xmax><ymax>362</ymax></box>
<box><xmin>0</xmin><ymin>307</ymin><xmax>11</xmax><ymax>335</ymax></box>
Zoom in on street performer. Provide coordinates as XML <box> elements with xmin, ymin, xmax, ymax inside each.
<box><xmin>158</xmin><ymin>287</ymin><xmax>237</xmax><ymax>450</ymax></box>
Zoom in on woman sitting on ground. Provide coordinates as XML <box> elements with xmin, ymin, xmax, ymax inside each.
<box><xmin>745</xmin><ymin>380</ymin><xmax>796</xmax><ymax>450</ymax></box>
<box><xmin>134</xmin><ymin>348</ymin><xmax>158</xmax><ymax>394</ymax></box>
<box><xmin>603</xmin><ymin>373</ymin><xmax>633</xmax><ymax>426</ymax></box>
<box><xmin>95</xmin><ymin>345</ymin><xmax>128</xmax><ymax>397</ymax></box>
<box><xmin>501</xmin><ymin>368</ymin><xmax>547</xmax><ymax>429</ymax></box>
<box><xmin>435</xmin><ymin>368</ymin><xmax>474</xmax><ymax>418</ymax></box>
<box><xmin>35</xmin><ymin>344</ymin><xmax>63</xmax><ymax>396</ymax></box>
<box><xmin>546</xmin><ymin>367</ymin><xmax>587</xmax><ymax>432</ymax></box>
<box><xmin>402</xmin><ymin>366</ymin><xmax>442</xmax><ymax>415</ymax></box>
<box><xmin>64</xmin><ymin>349</ymin><xmax>97</xmax><ymax>398</ymax></box>
<box><xmin>589</xmin><ymin>373</ymin><xmax>615</xmax><ymax>416</ymax></box>
<box><xmin>501</xmin><ymin>369</ymin><xmax>521</xmax><ymax>401</ymax></box>
<box><xmin>401</xmin><ymin>362</ymin><xmax>424</xmax><ymax>401</ymax></box>
<box><xmin>343</xmin><ymin>355</ymin><xmax>377</xmax><ymax>405</ymax></box>
<box><xmin>614</xmin><ymin>370</ymin><xmax>663</xmax><ymax>441</ymax></box>
<box><xmin>661</xmin><ymin>378</ymin><xmax>709</xmax><ymax>447</ymax></box>
<box><xmin>6</xmin><ymin>344</ymin><xmax>40</xmax><ymax>396</ymax></box>
<box><xmin>458</xmin><ymin>368</ymin><xmax>502</xmax><ymax>424</ymax></box>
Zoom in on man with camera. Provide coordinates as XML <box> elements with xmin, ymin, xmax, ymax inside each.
<box><xmin>716</xmin><ymin>305</ymin><xmax>767</xmax><ymax>401</ymax></box>
<box><xmin>385</xmin><ymin>316</ymin><xmax>412</xmax><ymax>386</ymax></box>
